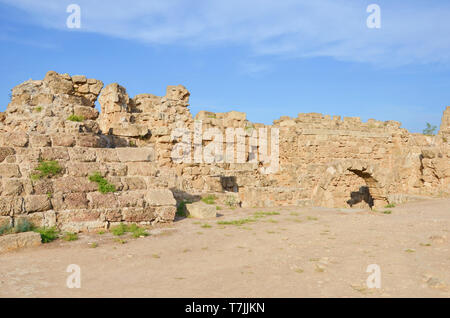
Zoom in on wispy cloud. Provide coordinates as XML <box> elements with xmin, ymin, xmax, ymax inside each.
<box><xmin>1</xmin><ymin>0</ymin><xmax>450</xmax><ymax>66</ymax></box>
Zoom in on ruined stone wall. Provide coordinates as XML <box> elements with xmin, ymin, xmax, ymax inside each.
<box><xmin>0</xmin><ymin>71</ymin><xmax>449</xmax><ymax>230</ymax></box>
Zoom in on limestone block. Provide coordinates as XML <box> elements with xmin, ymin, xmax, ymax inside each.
<box><xmin>0</xmin><ymin>164</ymin><xmax>21</xmax><ymax>178</ymax></box>
<box><xmin>2</xmin><ymin>179</ymin><xmax>24</xmax><ymax>196</ymax></box>
<box><xmin>24</xmin><ymin>195</ymin><xmax>52</xmax><ymax>213</ymax></box>
<box><xmin>122</xmin><ymin>207</ymin><xmax>155</xmax><ymax>222</ymax></box>
<box><xmin>74</xmin><ymin>106</ymin><xmax>99</xmax><ymax>120</ymax></box>
<box><xmin>117</xmin><ymin>147</ymin><xmax>154</xmax><ymax>162</ymax></box>
<box><xmin>166</xmin><ymin>85</ymin><xmax>190</xmax><ymax>102</ymax></box>
<box><xmin>53</xmin><ymin>177</ymin><xmax>98</xmax><ymax>193</ymax></box>
<box><xmin>51</xmin><ymin>134</ymin><xmax>75</xmax><ymax>147</ymax></box>
<box><xmin>145</xmin><ymin>189</ymin><xmax>176</xmax><ymax>206</ymax></box>
<box><xmin>185</xmin><ymin>201</ymin><xmax>217</xmax><ymax>219</ymax></box>
<box><xmin>87</xmin><ymin>192</ymin><xmax>118</xmax><ymax>209</ymax></box>
<box><xmin>0</xmin><ymin>147</ymin><xmax>15</xmax><ymax>162</ymax></box>
<box><xmin>0</xmin><ymin>232</ymin><xmax>42</xmax><ymax>254</ymax></box>
<box><xmin>155</xmin><ymin>206</ymin><xmax>176</xmax><ymax>221</ymax></box>
<box><xmin>72</xmin><ymin>75</ymin><xmax>87</xmax><ymax>84</ymax></box>
<box><xmin>64</xmin><ymin>193</ymin><xmax>89</xmax><ymax>209</ymax></box>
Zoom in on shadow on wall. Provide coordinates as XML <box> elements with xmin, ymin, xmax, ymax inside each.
<box><xmin>347</xmin><ymin>186</ymin><xmax>374</xmax><ymax>209</ymax></box>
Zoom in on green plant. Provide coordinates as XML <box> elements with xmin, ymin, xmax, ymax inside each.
<box><xmin>13</xmin><ymin>218</ymin><xmax>33</xmax><ymax>233</ymax></box>
<box><xmin>217</xmin><ymin>218</ymin><xmax>256</xmax><ymax>226</ymax></box>
<box><xmin>216</xmin><ymin>206</ymin><xmax>222</xmax><ymax>210</ymax></box>
<box><xmin>253</xmin><ymin>211</ymin><xmax>280</xmax><ymax>218</ymax></box>
<box><xmin>423</xmin><ymin>122</ymin><xmax>437</xmax><ymax>136</ymax></box>
<box><xmin>89</xmin><ymin>242</ymin><xmax>98</xmax><ymax>248</ymax></box>
<box><xmin>34</xmin><ymin>226</ymin><xmax>59</xmax><ymax>243</ymax></box>
<box><xmin>111</xmin><ymin>223</ymin><xmax>128</xmax><ymax>236</ymax></box>
<box><xmin>110</xmin><ymin>223</ymin><xmax>148</xmax><ymax>238</ymax></box>
<box><xmin>132</xmin><ymin>227</ymin><xmax>149</xmax><ymax>238</ymax></box>
<box><xmin>129</xmin><ymin>140</ymin><xmax>137</xmax><ymax>147</ymax></box>
<box><xmin>443</xmin><ymin>137</ymin><xmax>448</xmax><ymax>143</ymax></box>
<box><xmin>0</xmin><ymin>219</ymin><xmax>34</xmax><ymax>236</ymax></box>
<box><xmin>34</xmin><ymin>106</ymin><xmax>42</xmax><ymax>112</ymax></box>
<box><xmin>62</xmin><ymin>232</ymin><xmax>78</xmax><ymax>241</ymax></box>
<box><xmin>201</xmin><ymin>223</ymin><xmax>212</xmax><ymax>229</ymax></box>
<box><xmin>31</xmin><ymin>160</ymin><xmax>62</xmax><ymax>180</ymax></box>
<box><xmin>385</xmin><ymin>203</ymin><xmax>395</xmax><ymax>208</ymax></box>
<box><xmin>207</xmin><ymin>114</ymin><xmax>216</xmax><ymax>119</ymax></box>
<box><xmin>382</xmin><ymin>210</ymin><xmax>392</xmax><ymax>214</ymax></box>
<box><xmin>114</xmin><ymin>238</ymin><xmax>127</xmax><ymax>244</ymax></box>
<box><xmin>201</xmin><ymin>195</ymin><xmax>216</xmax><ymax>205</ymax></box>
<box><xmin>0</xmin><ymin>223</ymin><xmax>12</xmax><ymax>235</ymax></box>
<box><xmin>67</xmin><ymin>114</ymin><xmax>84</xmax><ymax>122</ymax></box>
<box><xmin>176</xmin><ymin>200</ymin><xmax>190</xmax><ymax>217</ymax></box>
<box><xmin>88</xmin><ymin>172</ymin><xmax>116</xmax><ymax>194</ymax></box>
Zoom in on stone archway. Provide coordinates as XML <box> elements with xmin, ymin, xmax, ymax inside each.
<box><xmin>312</xmin><ymin>160</ymin><xmax>388</xmax><ymax>209</ymax></box>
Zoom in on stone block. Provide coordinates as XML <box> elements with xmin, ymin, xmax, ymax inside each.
<box><xmin>185</xmin><ymin>201</ymin><xmax>217</xmax><ymax>219</ymax></box>
<box><xmin>0</xmin><ymin>232</ymin><xmax>42</xmax><ymax>254</ymax></box>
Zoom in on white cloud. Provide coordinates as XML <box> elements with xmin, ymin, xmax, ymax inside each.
<box><xmin>2</xmin><ymin>0</ymin><xmax>450</xmax><ymax>66</ymax></box>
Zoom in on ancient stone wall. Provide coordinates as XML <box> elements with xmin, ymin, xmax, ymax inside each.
<box><xmin>0</xmin><ymin>71</ymin><xmax>449</xmax><ymax>230</ymax></box>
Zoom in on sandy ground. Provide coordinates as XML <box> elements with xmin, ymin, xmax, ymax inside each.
<box><xmin>0</xmin><ymin>198</ymin><xmax>449</xmax><ymax>298</ymax></box>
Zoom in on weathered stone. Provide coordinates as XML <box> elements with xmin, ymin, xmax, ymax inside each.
<box><xmin>116</xmin><ymin>147</ymin><xmax>154</xmax><ymax>162</ymax></box>
<box><xmin>2</xmin><ymin>179</ymin><xmax>24</xmax><ymax>196</ymax></box>
<box><xmin>53</xmin><ymin>177</ymin><xmax>98</xmax><ymax>193</ymax></box>
<box><xmin>0</xmin><ymin>164</ymin><xmax>21</xmax><ymax>178</ymax></box>
<box><xmin>24</xmin><ymin>195</ymin><xmax>52</xmax><ymax>213</ymax></box>
<box><xmin>0</xmin><ymin>147</ymin><xmax>15</xmax><ymax>162</ymax></box>
<box><xmin>0</xmin><ymin>232</ymin><xmax>41</xmax><ymax>254</ymax></box>
<box><xmin>122</xmin><ymin>207</ymin><xmax>155</xmax><ymax>222</ymax></box>
<box><xmin>155</xmin><ymin>206</ymin><xmax>176</xmax><ymax>221</ymax></box>
<box><xmin>51</xmin><ymin>134</ymin><xmax>75</xmax><ymax>147</ymax></box>
<box><xmin>185</xmin><ymin>201</ymin><xmax>217</xmax><ymax>219</ymax></box>
<box><xmin>74</xmin><ymin>106</ymin><xmax>99</xmax><ymax>120</ymax></box>
<box><xmin>87</xmin><ymin>192</ymin><xmax>118</xmax><ymax>209</ymax></box>
<box><xmin>145</xmin><ymin>189</ymin><xmax>176</xmax><ymax>206</ymax></box>
<box><xmin>29</xmin><ymin>135</ymin><xmax>51</xmax><ymax>147</ymax></box>
<box><xmin>64</xmin><ymin>193</ymin><xmax>89</xmax><ymax>209</ymax></box>
<box><xmin>72</xmin><ymin>75</ymin><xmax>87</xmax><ymax>84</ymax></box>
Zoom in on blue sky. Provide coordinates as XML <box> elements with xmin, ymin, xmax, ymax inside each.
<box><xmin>1</xmin><ymin>0</ymin><xmax>450</xmax><ymax>132</ymax></box>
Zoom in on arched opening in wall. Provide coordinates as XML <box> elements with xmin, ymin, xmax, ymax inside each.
<box><xmin>346</xmin><ymin>169</ymin><xmax>382</xmax><ymax>209</ymax></box>
<box><xmin>325</xmin><ymin>168</ymin><xmax>381</xmax><ymax>209</ymax></box>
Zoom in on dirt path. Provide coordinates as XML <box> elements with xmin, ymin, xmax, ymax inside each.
<box><xmin>0</xmin><ymin>198</ymin><xmax>449</xmax><ymax>298</ymax></box>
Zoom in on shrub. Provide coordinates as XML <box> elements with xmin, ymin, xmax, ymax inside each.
<box><xmin>67</xmin><ymin>114</ymin><xmax>84</xmax><ymax>122</ymax></box>
<box><xmin>34</xmin><ymin>226</ymin><xmax>59</xmax><ymax>243</ymax></box>
<box><xmin>31</xmin><ymin>160</ymin><xmax>62</xmax><ymax>180</ymax></box>
<box><xmin>13</xmin><ymin>218</ymin><xmax>33</xmax><ymax>233</ymax></box>
<box><xmin>385</xmin><ymin>203</ymin><xmax>395</xmax><ymax>208</ymax></box>
<box><xmin>201</xmin><ymin>195</ymin><xmax>216</xmax><ymax>205</ymax></box>
<box><xmin>0</xmin><ymin>223</ymin><xmax>12</xmax><ymax>235</ymax></box>
<box><xmin>423</xmin><ymin>123</ymin><xmax>437</xmax><ymax>136</ymax></box>
<box><xmin>88</xmin><ymin>172</ymin><xmax>116</xmax><ymax>194</ymax></box>
<box><xmin>0</xmin><ymin>219</ymin><xmax>34</xmax><ymax>236</ymax></box>
<box><xmin>34</xmin><ymin>106</ymin><xmax>42</xmax><ymax>112</ymax></box>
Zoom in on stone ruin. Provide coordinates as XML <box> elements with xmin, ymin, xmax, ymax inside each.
<box><xmin>0</xmin><ymin>71</ymin><xmax>449</xmax><ymax>231</ymax></box>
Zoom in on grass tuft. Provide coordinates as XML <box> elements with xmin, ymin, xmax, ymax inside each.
<box><xmin>34</xmin><ymin>226</ymin><xmax>59</xmax><ymax>243</ymax></box>
<box><xmin>201</xmin><ymin>195</ymin><xmax>216</xmax><ymax>205</ymax></box>
<box><xmin>67</xmin><ymin>114</ymin><xmax>84</xmax><ymax>122</ymax></box>
<box><xmin>31</xmin><ymin>160</ymin><xmax>62</xmax><ymax>180</ymax></box>
<box><xmin>62</xmin><ymin>232</ymin><xmax>78</xmax><ymax>241</ymax></box>
<box><xmin>88</xmin><ymin>172</ymin><xmax>116</xmax><ymax>193</ymax></box>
